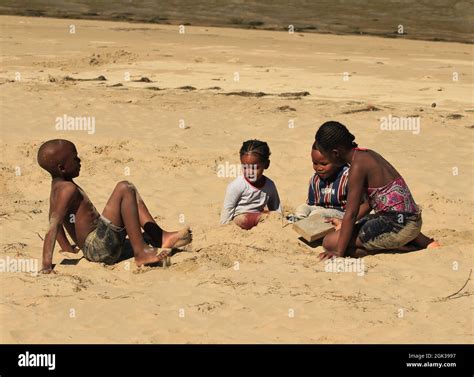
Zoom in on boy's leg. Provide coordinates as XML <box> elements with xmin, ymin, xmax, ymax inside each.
<box><xmin>101</xmin><ymin>181</ymin><xmax>169</xmax><ymax>266</ymax></box>
<box><xmin>131</xmin><ymin>184</ymin><xmax>192</xmax><ymax>248</ymax></box>
<box><xmin>294</xmin><ymin>204</ymin><xmax>314</xmax><ymax>219</ymax></box>
<box><xmin>309</xmin><ymin>207</ymin><xmax>345</xmax><ymax>219</ymax></box>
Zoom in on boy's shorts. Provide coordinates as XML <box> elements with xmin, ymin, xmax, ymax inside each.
<box><xmin>356</xmin><ymin>212</ymin><xmax>422</xmax><ymax>251</ymax></box>
<box><xmin>83</xmin><ymin>215</ymin><xmax>127</xmax><ymax>264</ymax></box>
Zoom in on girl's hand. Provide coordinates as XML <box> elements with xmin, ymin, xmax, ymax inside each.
<box><xmin>318</xmin><ymin>251</ymin><xmax>341</xmax><ymax>261</ymax></box>
<box><xmin>324</xmin><ymin>217</ymin><xmax>342</xmax><ymax>231</ymax></box>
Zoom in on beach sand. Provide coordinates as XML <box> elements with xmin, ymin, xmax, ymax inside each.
<box><xmin>0</xmin><ymin>15</ymin><xmax>472</xmax><ymax>343</ymax></box>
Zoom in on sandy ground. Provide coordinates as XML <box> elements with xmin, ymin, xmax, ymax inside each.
<box><xmin>0</xmin><ymin>15</ymin><xmax>472</xmax><ymax>344</ymax></box>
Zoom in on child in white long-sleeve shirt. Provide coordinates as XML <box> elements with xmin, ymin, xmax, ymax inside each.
<box><xmin>220</xmin><ymin>140</ymin><xmax>281</xmax><ymax>230</ymax></box>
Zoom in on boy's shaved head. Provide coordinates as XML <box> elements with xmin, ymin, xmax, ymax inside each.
<box><xmin>37</xmin><ymin>139</ymin><xmax>76</xmax><ymax>175</ymax></box>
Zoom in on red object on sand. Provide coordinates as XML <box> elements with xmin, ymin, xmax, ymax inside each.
<box><xmin>234</xmin><ymin>212</ymin><xmax>262</xmax><ymax>230</ymax></box>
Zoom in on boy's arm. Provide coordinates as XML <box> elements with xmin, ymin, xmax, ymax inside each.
<box><xmin>56</xmin><ymin>225</ymin><xmax>78</xmax><ymax>253</ymax></box>
<box><xmin>48</xmin><ymin>205</ymin><xmax>76</xmax><ymax>253</ymax></box>
<box><xmin>41</xmin><ymin>184</ymin><xmax>76</xmax><ymax>273</ymax></box>
<box><xmin>307</xmin><ymin>176</ymin><xmax>315</xmax><ymax>205</ymax></box>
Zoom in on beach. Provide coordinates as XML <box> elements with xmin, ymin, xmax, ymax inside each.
<box><xmin>0</xmin><ymin>15</ymin><xmax>472</xmax><ymax>343</ymax></box>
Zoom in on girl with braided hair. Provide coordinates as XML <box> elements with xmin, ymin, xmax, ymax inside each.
<box><xmin>315</xmin><ymin>121</ymin><xmax>439</xmax><ymax>260</ymax></box>
<box><xmin>220</xmin><ymin>139</ymin><xmax>281</xmax><ymax>230</ymax></box>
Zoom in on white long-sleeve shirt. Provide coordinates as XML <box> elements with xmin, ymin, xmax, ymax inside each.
<box><xmin>220</xmin><ymin>175</ymin><xmax>281</xmax><ymax>224</ymax></box>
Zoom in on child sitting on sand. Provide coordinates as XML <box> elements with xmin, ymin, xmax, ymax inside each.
<box><xmin>314</xmin><ymin>121</ymin><xmax>438</xmax><ymax>260</ymax></box>
<box><xmin>37</xmin><ymin>139</ymin><xmax>192</xmax><ymax>273</ymax></box>
<box><xmin>293</xmin><ymin>141</ymin><xmax>370</xmax><ymax>223</ymax></box>
<box><xmin>220</xmin><ymin>139</ymin><xmax>281</xmax><ymax>230</ymax></box>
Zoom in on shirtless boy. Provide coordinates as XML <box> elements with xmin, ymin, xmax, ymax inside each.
<box><xmin>37</xmin><ymin>139</ymin><xmax>192</xmax><ymax>273</ymax></box>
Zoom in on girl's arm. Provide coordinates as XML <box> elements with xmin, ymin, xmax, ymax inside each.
<box><xmin>326</xmin><ymin>163</ymin><xmax>365</xmax><ymax>258</ymax></box>
<box><xmin>326</xmin><ymin>201</ymin><xmax>370</xmax><ymax>231</ymax></box>
<box><xmin>267</xmin><ymin>183</ymin><xmax>282</xmax><ymax>213</ymax></box>
<box><xmin>356</xmin><ymin>200</ymin><xmax>371</xmax><ymax>220</ymax></box>
<box><xmin>220</xmin><ymin>181</ymin><xmax>243</xmax><ymax>224</ymax></box>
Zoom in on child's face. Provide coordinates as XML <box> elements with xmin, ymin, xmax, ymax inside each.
<box><xmin>319</xmin><ymin>147</ymin><xmax>344</xmax><ymax>165</ymax></box>
<box><xmin>60</xmin><ymin>144</ymin><xmax>81</xmax><ymax>179</ymax></box>
<box><xmin>240</xmin><ymin>153</ymin><xmax>268</xmax><ymax>182</ymax></box>
<box><xmin>312</xmin><ymin>149</ymin><xmax>339</xmax><ymax>180</ymax></box>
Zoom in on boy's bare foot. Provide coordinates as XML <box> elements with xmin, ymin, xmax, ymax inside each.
<box><xmin>427</xmin><ymin>241</ymin><xmax>441</xmax><ymax>249</ymax></box>
<box><xmin>162</xmin><ymin>227</ymin><xmax>192</xmax><ymax>248</ymax></box>
<box><xmin>135</xmin><ymin>246</ymin><xmax>171</xmax><ymax>267</ymax></box>
<box><xmin>351</xmin><ymin>248</ymin><xmax>368</xmax><ymax>258</ymax></box>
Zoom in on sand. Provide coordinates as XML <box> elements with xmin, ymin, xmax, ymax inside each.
<box><xmin>0</xmin><ymin>15</ymin><xmax>472</xmax><ymax>344</ymax></box>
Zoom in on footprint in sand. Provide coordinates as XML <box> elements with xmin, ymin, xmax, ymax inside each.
<box><xmin>194</xmin><ymin>300</ymin><xmax>225</xmax><ymax>313</ymax></box>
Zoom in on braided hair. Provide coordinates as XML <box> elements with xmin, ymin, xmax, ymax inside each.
<box><xmin>240</xmin><ymin>139</ymin><xmax>271</xmax><ymax>163</ymax></box>
<box><xmin>315</xmin><ymin>121</ymin><xmax>358</xmax><ymax>152</ymax></box>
